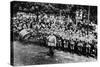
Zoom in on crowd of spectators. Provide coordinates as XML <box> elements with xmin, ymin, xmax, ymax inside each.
<box><xmin>12</xmin><ymin>12</ymin><xmax>97</xmax><ymax>42</ymax></box>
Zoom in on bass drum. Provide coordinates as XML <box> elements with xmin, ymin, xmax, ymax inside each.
<box><xmin>19</xmin><ymin>29</ymin><xmax>31</xmax><ymax>41</ymax></box>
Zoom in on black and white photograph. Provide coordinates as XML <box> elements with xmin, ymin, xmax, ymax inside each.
<box><xmin>10</xmin><ymin>1</ymin><xmax>97</xmax><ymax>66</ymax></box>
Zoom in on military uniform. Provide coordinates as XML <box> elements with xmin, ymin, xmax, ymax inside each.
<box><xmin>63</xmin><ymin>40</ymin><xmax>68</xmax><ymax>51</ymax></box>
<box><xmin>77</xmin><ymin>42</ymin><xmax>83</xmax><ymax>55</ymax></box>
<box><xmin>70</xmin><ymin>40</ymin><xmax>75</xmax><ymax>54</ymax></box>
<box><xmin>47</xmin><ymin>34</ymin><xmax>56</xmax><ymax>57</ymax></box>
<box><xmin>85</xmin><ymin>43</ymin><xmax>91</xmax><ymax>57</ymax></box>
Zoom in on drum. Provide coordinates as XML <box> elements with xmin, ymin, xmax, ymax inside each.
<box><xmin>19</xmin><ymin>29</ymin><xmax>30</xmax><ymax>40</ymax></box>
<box><xmin>19</xmin><ymin>29</ymin><xmax>30</xmax><ymax>37</ymax></box>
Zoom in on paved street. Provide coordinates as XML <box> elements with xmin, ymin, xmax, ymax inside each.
<box><xmin>13</xmin><ymin>41</ymin><xmax>96</xmax><ymax>66</ymax></box>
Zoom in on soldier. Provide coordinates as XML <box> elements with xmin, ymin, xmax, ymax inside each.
<box><xmin>54</xmin><ymin>35</ymin><xmax>60</xmax><ymax>49</ymax></box>
<box><xmin>67</xmin><ymin>39</ymin><xmax>71</xmax><ymax>52</ymax></box>
<box><xmin>82</xmin><ymin>41</ymin><xmax>87</xmax><ymax>56</ymax></box>
<box><xmin>65</xmin><ymin>39</ymin><xmax>69</xmax><ymax>51</ymax></box>
<box><xmin>57</xmin><ymin>37</ymin><xmax>62</xmax><ymax>50</ymax></box>
<box><xmin>63</xmin><ymin>39</ymin><xmax>68</xmax><ymax>51</ymax></box>
<box><xmin>90</xmin><ymin>41</ymin><xmax>97</xmax><ymax>58</ymax></box>
<box><xmin>85</xmin><ymin>42</ymin><xmax>91</xmax><ymax>57</ymax></box>
<box><xmin>74</xmin><ymin>39</ymin><xmax>78</xmax><ymax>53</ymax></box>
<box><xmin>47</xmin><ymin>33</ymin><xmax>57</xmax><ymax>57</ymax></box>
<box><xmin>77</xmin><ymin>41</ymin><xmax>83</xmax><ymax>55</ymax></box>
<box><xmin>94</xmin><ymin>45</ymin><xmax>97</xmax><ymax>59</ymax></box>
<box><xmin>61</xmin><ymin>37</ymin><xmax>64</xmax><ymax>50</ymax></box>
<box><xmin>70</xmin><ymin>39</ymin><xmax>75</xmax><ymax>54</ymax></box>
